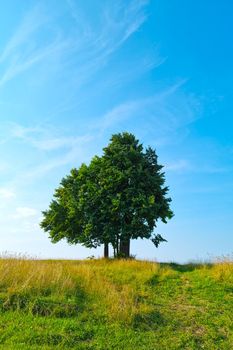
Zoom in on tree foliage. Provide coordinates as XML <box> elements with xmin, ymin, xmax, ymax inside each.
<box><xmin>40</xmin><ymin>132</ymin><xmax>173</xmax><ymax>257</ymax></box>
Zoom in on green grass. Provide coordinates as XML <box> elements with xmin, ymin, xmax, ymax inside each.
<box><xmin>0</xmin><ymin>258</ymin><xmax>232</xmax><ymax>349</ymax></box>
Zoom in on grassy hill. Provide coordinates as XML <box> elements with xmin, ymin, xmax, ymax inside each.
<box><xmin>0</xmin><ymin>257</ymin><xmax>232</xmax><ymax>349</ymax></box>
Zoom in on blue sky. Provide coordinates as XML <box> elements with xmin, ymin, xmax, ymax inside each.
<box><xmin>0</xmin><ymin>0</ymin><xmax>232</xmax><ymax>262</ymax></box>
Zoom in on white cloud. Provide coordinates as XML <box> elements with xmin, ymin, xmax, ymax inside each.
<box><xmin>25</xmin><ymin>135</ymin><xmax>93</xmax><ymax>179</ymax></box>
<box><xmin>60</xmin><ymin>0</ymin><xmax>156</xmax><ymax>90</ymax></box>
<box><xmin>165</xmin><ymin>160</ymin><xmax>191</xmax><ymax>172</ymax></box>
<box><xmin>5</xmin><ymin>78</ymin><xmax>201</xmax><ymax>183</ymax></box>
<box><xmin>92</xmin><ymin>80</ymin><xmax>201</xmax><ymax>138</ymax></box>
<box><xmin>0</xmin><ymin>2</ymin><xmax>202</xmax><ymax>189</ymax></box>
<box><xmin>0</xmin><ymin>5</ymin><xmax>45</xmax><ymax>63</ymax></box>
<box><xmin>10</xmin><ymin>123</ymin><xmax>92</xmax><ymax>151</ymax></box>
<box><xmin>0</xmin><ymin>3</ymin><xmax>72</xmax><ymax>88</ymax></box>
<box><xmin>0</xmin><ymin>188</ymin><xmax>15</xmax><ymax>199</ymax></box>
<box><xmin>7</xmin><ymin>122</ymin><xmax>92</xmax><ymax>186</ymax></box>
<box><xmin>13</xmin><ymin>207</ymin><xmax>38</xmax><ymax>219</ymax></box>
<box><xmin>0</xmin><ymin>0</ymin><xmax>153</xmax><ymax>90</ymax></box>
<box><xmin>164</xmin><ymin>160</ymin><xmax>228</xmax><ymax>174</ymax></box>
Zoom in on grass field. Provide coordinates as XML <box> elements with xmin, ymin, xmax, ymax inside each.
<box><xmin>0</xmin><ymin>257</ymin><xmax>232</xmax><ymax>349</ymax></box>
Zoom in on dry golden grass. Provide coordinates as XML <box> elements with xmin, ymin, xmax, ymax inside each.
<box><xmin>0</xmin><ymin>258</ymin><xmax>76</xmax><ymax>295</ymax></box>
<box><xmin>0</xmin><ymin>256</ymin><xmax>232</xmax><ymax>324</ymax></box>
<box><xmin>0</xmin><ymin>256</ymin><xmax>233</xmax><ymax>349</ymax></box>
<box><xmin>211</xmin><ymin>259</ymin><xmax>233</xmax><ymax>282</ymax></box>
<box><xmin>0</xmin><ymin>258</ymin><xmax>161</xmax><ymax>323</ymax></box>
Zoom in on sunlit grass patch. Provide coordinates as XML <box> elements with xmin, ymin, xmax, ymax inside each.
<box><xmin>211</xmin><ymin>257</ymin><xmax>233</xmax><ymax>283</ymax></box>
<box><xmin>0</xmin><ymin>256</ymin><xmax>232</xmax><ymax>349</ymax></box>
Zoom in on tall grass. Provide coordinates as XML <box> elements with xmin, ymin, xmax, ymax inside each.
<box><xmin>0</xmin><ymin>256</ymin><xmax>233</xmax><ymax>349</ymax></box>
<box><xmin>0</xmin><ymin>258</ymin><xmax>158</xmax><ymax>322</ymax></box>
<box><xmin>0</xmin><ymin>256</ymin><xmax>232</xmax><ymax>323</ymax></box>
<box><xmin>211</xmin><ymin>258</ymin><xmax>233</xmax><ymax>282</ymax></box>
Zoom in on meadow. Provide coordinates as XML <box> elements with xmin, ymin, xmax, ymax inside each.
<box><xmin>0</xmin><ymin>257</ymin><xmax>232</xmax><ymax>349</ymax></box>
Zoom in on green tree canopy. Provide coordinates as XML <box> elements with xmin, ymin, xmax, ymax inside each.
<box><xmin>40</xmin><ymin>132</ymin><xmax>173</xmax><ymax>257</ymax></box>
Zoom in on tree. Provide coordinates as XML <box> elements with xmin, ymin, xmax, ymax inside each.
<box><xmin>97</xmin><ymin>133</ymin><xmax>173</xmax><ymax>257</ymax></box>
<box><xmin>40</xmin><ymin>132</ymin><xmax>173</xmax><ymax>258</ymax></box>
<box><xmin>40</xmin><ymin>162</ymin><xmax>108</xmax><ymax>253</ymax></box>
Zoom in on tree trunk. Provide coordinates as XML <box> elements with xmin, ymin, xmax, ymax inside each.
<box><xmin>104</xmin><ymin>243</ymin><xmax>109</xmax><ymax>258</ymax></box>
<box><xmin>116</xmin><ymin>236</ymin><xmax>119</xmax><ymax>256</ymax></box>
<box><xmin>120</xmin><ymin>238</ymin><xmax>130</xmax><ymax>258</ymax></box>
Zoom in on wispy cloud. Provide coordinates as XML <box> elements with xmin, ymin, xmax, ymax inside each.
<box><xmin>60</xmin><ymin>0</ymin><xmax>158</xmax><ymax>90</ymax></box>
<box><xmin>10</xmin><ymin>123</ymin><xmax>91</xmax><ymax>151</ymax></box>
<box><xmin>0</xmin><ymin>5</ymin><xmax>45</xmax><ymax>63</ymax></box>
<box><xmin>164</xmin><ymin>160</ymin><xmax>229</xmax><ymax>174</ymax></box>
<box><xmin>0</xmin><ymin>187</ymin><xmax>15</xmax><ymax>199</ymax></box>
<box><xmin>67</xmin><ymin>0</ymin><xmax>149</xmax><ymax>51</ymax></box>
<box><xmin>24</xmin><ymin>134</ymin><xmax>93</xmax><ymax>180</ymax></box>
<box><xmin>92</xmin><ymin>80</ymin><xmax>201</xmax><ymax>139</ymax></box>
<box><xmin>12</xmin><ymin>207</ymin><xmax>38</xmax><ymax>219</ymax></box>
<box><xmin>0</xmin><ymin>39</ymin><xmax>70</xmax><ymax>88</ymax></box>
<box><xmin>6</xmin><ymin>122</ymin><xmax>93</xmax><ymax>180</ymax></box>
<box><xmin>0</xmin><ymin>1</ymin><xmax>202</xmax><ymax>187</ymax></box>
<box><xmin>0</xmin><ymin>4</ymin><xmax>74</xmax><ymax>88</ymax></box>
<box><xmin>165</xmin><ymin>159</ymin><xmax>191</xmax><ymax>172</ymax></box>
<box><xmin>98</xmin><ymin>0</ymin><xmax>149</xmax><ymax>54</ymax></box>
<box><xmin>0</xmin><ymin>0</ymin><xmax>154</xmax><ymax>90</ymax></box>
<box><xmin>6</xmin><ymin>78</ymin><xmax>201</xmax><ymax>182</ymax></box>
